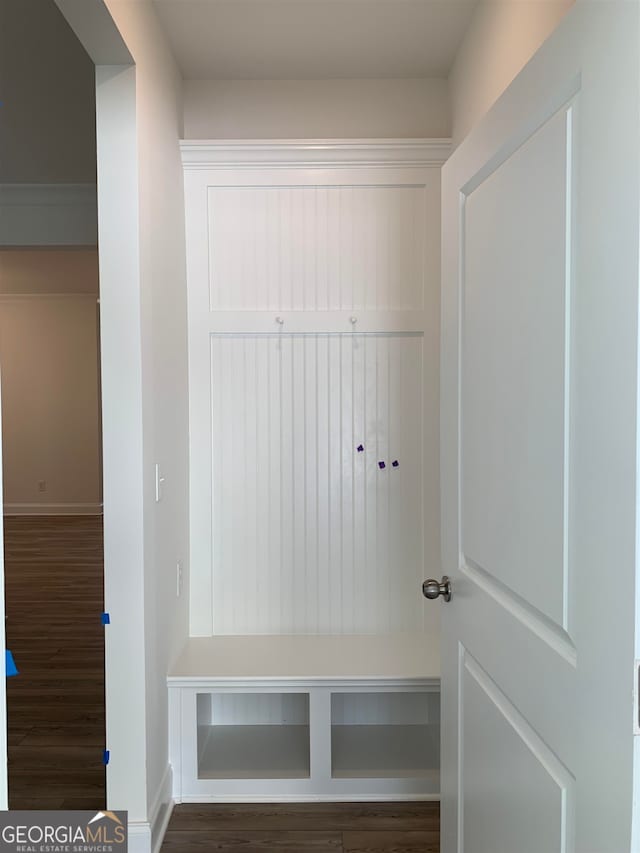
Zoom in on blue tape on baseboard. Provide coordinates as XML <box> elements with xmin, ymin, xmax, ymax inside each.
<box><xmin>5</xmin><ymin>649</ymin><xmax>18</xmax><ymax>677</ymax></box>
<box><xmin>103</xmin><ymin>749</ymin><xmax>110</xmax><ymax>765</ymax></box>
<box><xmin>101</xmin><ymin>612</ymin><xmax>110</xmax><ymax>625</ymax></box>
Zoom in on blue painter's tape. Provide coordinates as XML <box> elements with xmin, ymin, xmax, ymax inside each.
<box><xmin>5</xmin><ymin>649</ymin><xmax>18</xmax><ymax>677</ymax></box>
<box><xmin>101</xmin><ymin>612</ymin><xmax>111</xmax><ymax>625</ymax></box>
<box><xmin>103</xmin><ymin>749</ymin><xmax>110</xmax><ymax>765</ymax></box>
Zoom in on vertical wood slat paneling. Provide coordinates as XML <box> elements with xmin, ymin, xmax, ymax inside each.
<box><xmin>200</xmin><ymin>692</ymin><xmax>438</xmax><ymax>727</ymax></box>
<box><xmin>210</xmin><ymin>333</ymin><xmax>424</xmax><ymax>636</ymax></box>
<box><xmin>208</xmin><ymin>187</ymin><xmax>426</xmax><ymax>312</ymax></box>
<box><xmin>331</xmin><ymin>693</ymin><xmax>438</xmax><ymax>726</ymax></box>
<box><xmin>186</xmin><ymin>157</ymin><xmax>443</xmax><ymax>643</ymax></box>
<box><xmin>204</xmin><ymin>694</ymin><xmax>310</xmax><ymax>727</ymax></box>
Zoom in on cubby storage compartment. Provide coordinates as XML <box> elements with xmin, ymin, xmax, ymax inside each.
<box><xmin>196</xmin><ymin>692</ymin><xmax>310</xmax><ymax>780</ymax></box>
<box><xmin>169</xmin><ymin>635</ymin><xmax>440</xmax><ymax>802</ymax></box>
<box><xmin>331</xmin><ymin>692</ymin><xmax>439</xmax><ymax>781</ymax></box>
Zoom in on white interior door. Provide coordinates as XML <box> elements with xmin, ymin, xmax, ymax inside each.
<box><xmin>440</xmin><ymin>3</ymin><xmax>640</xmax><ymax>852</ymax></box>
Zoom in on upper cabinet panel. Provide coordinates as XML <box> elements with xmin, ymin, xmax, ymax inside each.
<box><xmin>207</xmin><ymin>185</ymin><xmax>427</xmax><ymax>312</ymax></box>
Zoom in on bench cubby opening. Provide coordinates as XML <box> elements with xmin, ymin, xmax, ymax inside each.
<box><xmin>196</xmin><ymin>692</ymin><xmax>311</xmax><ymax>780</ymax></box>
<box><xmin>330</xmin><ymin>691</ymin><xmax>440</xmax><ymax>781</ymax></box>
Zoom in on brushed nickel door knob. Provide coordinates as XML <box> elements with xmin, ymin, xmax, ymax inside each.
<box><xmin>422</xmin><ymin>576</ymin><xmax>452</xmax><ymax>602</ymax></box>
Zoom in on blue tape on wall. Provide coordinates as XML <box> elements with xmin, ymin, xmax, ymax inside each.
<box><xmin>101</xmin><ymin>612</ymin><xmax>110</xmax><ymax>625</ymax></box>
<box><xmin>5</xmin><ymin>650</ymin><xmax>18</xmax><ymax>677</ymax></box>
<box><xmin>103</xmin><ymin>750</ymin><xmax>110</xmax><ymax>765</ymax></box>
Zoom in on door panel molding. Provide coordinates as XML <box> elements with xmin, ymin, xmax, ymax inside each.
<box><xmin>458</xmin><ymin>645</ymin><xmax>575</xmax><ymax>853</ymax></box>
<box><xmin>460</xmin><ymin>559</ymin><xmax>576</xmax><ymax>666</ymax></box>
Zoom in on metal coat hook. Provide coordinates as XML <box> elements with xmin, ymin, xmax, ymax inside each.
<box><xmin>350</xmin><ymin>316</ymin><xmax>359</xmax><ymax>349</ymax></box>
<box><xmin>275</xmin><ymin>316</ymin><xmax>284</xmax><ymax>351</ymax></box>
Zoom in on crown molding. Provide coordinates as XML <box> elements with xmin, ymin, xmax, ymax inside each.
<box><xmin>0</xmin><ymin>183</ymin><xmax>97</xmax><ymax>246</ymax></box>
<box><xmin>180</xmin><ymin>138</ymin><xmax>452</xmax><ymax>170</ymax></box>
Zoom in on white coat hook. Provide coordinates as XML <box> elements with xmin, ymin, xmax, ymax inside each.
<box><xmin>275</xmin><ymin>316</ymin><xmax>284</xmax><ymax>351</ymax></box>
<box><xmin>350</xmin><ymin>316</ymin><xmax>357</xmax><ymax>326</ymax></box>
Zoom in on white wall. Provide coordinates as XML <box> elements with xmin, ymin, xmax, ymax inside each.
<box><xmin>54</xmin><ymin>1</ymin><xmax>189</xmax><ymax>846</ymax></box>
<box><xmin>449</xmin><ymin>0</ymin><xmax>575</xmax><ymax>146</ymax></box>
<box><xmin>184</xmin><ymin>78</ymin><xmax>450</xmax><ymax>139</ymax></box>
<box><xmin>98</xmin><ymin>0</ymin><xmax>190</xmax><ymax>841</ymax></box>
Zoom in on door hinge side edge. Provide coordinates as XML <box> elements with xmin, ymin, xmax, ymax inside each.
<box><xmin>634</xmin><ymin>660</ymin><xmax>640</xmax><ymax>735</ymax></box>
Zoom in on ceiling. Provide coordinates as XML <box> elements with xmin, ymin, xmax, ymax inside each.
<box><xmin>152</xmin><ymin>0</ymin><xmax>478</xmax><ymax>80</ymax></box>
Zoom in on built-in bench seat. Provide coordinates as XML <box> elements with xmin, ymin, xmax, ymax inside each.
<box><xmin>168</xmin><ymin>633</ymin><xmax>440</xmax><ymax>802</ymax></box>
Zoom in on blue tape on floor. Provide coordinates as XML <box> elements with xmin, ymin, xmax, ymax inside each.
<box><xmin>101</xmin><ymin>612</ymin><xmax>110</xmax><ymax>625</ymax></box>
<box><xmin>5</xmin><ymin>649</ymin><xmax>18</xmax><ymax>677</ymax></box>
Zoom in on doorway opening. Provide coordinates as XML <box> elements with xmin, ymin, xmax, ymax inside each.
<box><xmin>0</xmin><ymin>0</ymin><xmax>105</xmax><ymax>811</ymax></box>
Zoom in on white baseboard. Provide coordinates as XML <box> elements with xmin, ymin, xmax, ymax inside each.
<box><xmin>3</xmin><ymin>502</ymin><xmax>103</xmax><ymax>516</ymax></box>
<box><xmin>126</xmin><ymin>767</ymin><xmax>173</xmax><ymax>853</ymax></box>
<box><xmin>150</xmin><ymin>766</ymin><xmax>174</xmax><ymax>853</ymax></box>
<box><xmin>127</xmin><ymin>823</ymin><xmax>152</xmax><ymax>853</ymax></box>
<box><xmin>178</xmin><ymin>793</ymin><xmax>439</xmax><ymax>803</ymax></box>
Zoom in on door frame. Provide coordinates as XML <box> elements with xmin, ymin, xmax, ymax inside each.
<box><xmin>48</xmin><ymin>0</ymin><xmax>150</xmax><ymax>822</ymax></box>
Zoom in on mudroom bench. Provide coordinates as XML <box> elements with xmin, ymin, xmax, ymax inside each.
<box><xmin>168</xmin><ymin>632</ymin><xmax>440</xmax><ymax>803</ymax></box>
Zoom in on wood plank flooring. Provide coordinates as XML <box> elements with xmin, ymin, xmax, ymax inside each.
<box><xmin>162</xmin><ymin>803</ymin><xmax>440</xmax><ymax>852</ymax></box>
<box><xmin>3</xmin><ymin>515</ymin><xmax>106</xmax><ymax>810</ymax></box>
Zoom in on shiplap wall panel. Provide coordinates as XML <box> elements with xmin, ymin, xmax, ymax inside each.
<box><xmin>210</xmin><ymin>333</ymin><xmax>423</xmax><ymax>635</ymax></box>
<box><xmin>200</xmin><ymin>692</ymin><xmax>438</xmax><ymax>727</ymax></box>
<box><xmin>204</xmin><ymin>694</ymin><xmax>311</xmax><ymax>726</ymax></box>
<box><xmin>184</xmin><ymin>149</ymin><xmax>445</xmax><ymax>638</ymax></box>
<box><xmin>331</xmin><ymin>692</ymin><xmax>439</xmax><ymax>726</ymax></box>
<box><xmin>208</xmin><ymin>186</ymin><xmax>426</xmax><ymax>312</ymax></box>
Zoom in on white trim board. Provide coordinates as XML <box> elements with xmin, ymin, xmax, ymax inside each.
<box><xmin>127</xmin><ymin>824</ymin><xmax>152</xmax><ymax>853</ymax></box>
<box><xmin>180</xmin><ymin>138</ymin><xmax>452</xmax><ymax>169</ymax></box>
<box><xmin>0</xmin><ymin>184</ymin><xmax>98</xmax><ymax>246</ymax></box>
<box><xmin>169</xmin><ymin>634</ymin><xmax>440</xmax><ymax>684</ymax></box>
<box><xmin>128</xmin><ymin>766</ymin><xmax>173</xmax><ymax>853</ymax></box>
<box><xmin>3</xmin><ymin>503</ymin><xmax>103</xmax><ymax>516</ymax></box>
<box><xmin>178</xmin><ymin>793</ymin><xmax>439</xmax><ymax>803</ymax></box>
<box><xmin>149</xmin><ymin>765</ymin><xmax>174</xmax><ymax>853</ymax></box>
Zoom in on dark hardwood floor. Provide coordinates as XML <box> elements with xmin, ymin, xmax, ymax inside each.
<box><xmin>4</xmin><ymin>514</ymin><xmax>106</xmax><ymax>810</ymax></box>
<box><xmin>162</xmin><ymin>803</ymin><xmax>440</xmax><ymax>852</ymax></box>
